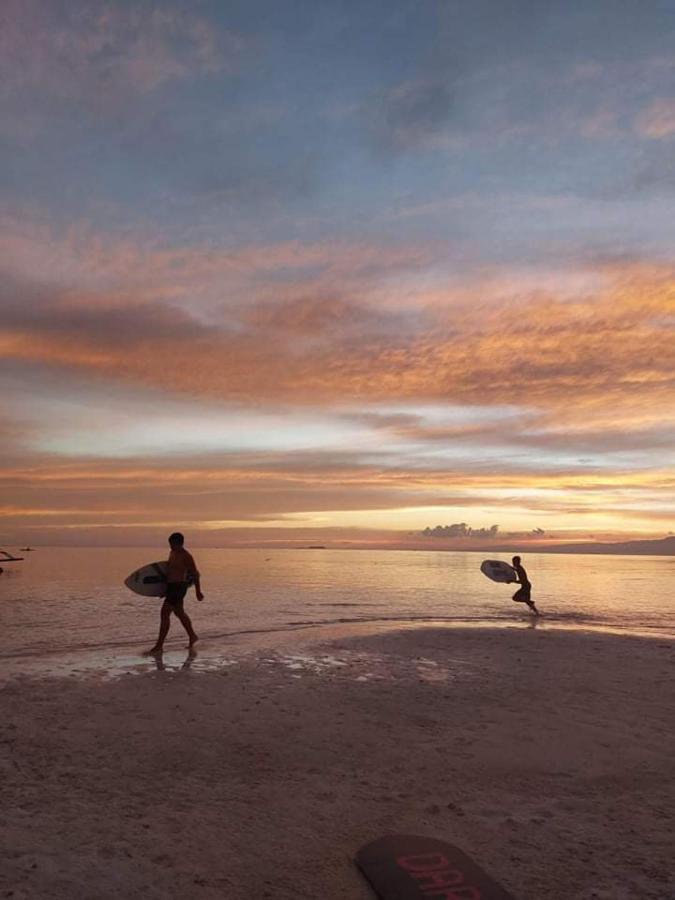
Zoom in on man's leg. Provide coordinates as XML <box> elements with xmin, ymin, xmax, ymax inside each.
<box><xmin>175</xmin><ymin>606</ymin><xmax>199</xmax><ymax>646</ymax></box>
<box><xmin>520</xmin><ymin>590</ymin><xmax>538</xmax><ymax>614</ymax></box>
<box><xmin>149</xmin><ymin>601</ymin><xmax>172</xmax><ymax>653</ymax></box>
<box><xmin>512</xmin><ymin>588</ymin><xmax>537</xmax><ymax>613</ymax></box>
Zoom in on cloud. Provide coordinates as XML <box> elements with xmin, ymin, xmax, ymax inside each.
<box><xmin>625</xmin><ymin>141</ymin><xmax>675</xmax><ymax>195</ymax></box>
<box><xmin>1</xmin><ymin>444</ymin><xmax>672</xmax><ymax>548</ymax></box>
<box><xmin>635</xmin><ymin>99</ymin><xmax>675</xmax><ymax>139</ymax></box>
<box><xmin>0</xmin><ymin>214</ymin><xmax>434</xmax><ymax>300</ymax></box>
<box><xmin>2</xmin><ymin>218</ymin><xmax>675</xmax><ymax>432</ymax></box>
<box><xmin>2</xmin><ymin>2</ymin><xmax>675</xmax><ymax>544</ymax></box>
<box><xmin>0</xmin><ymin>294</ymin><xmax>210</xmax><ymax>346</ymax></box>
<box><xmin>366</xmin><ymin>78</ymin><xmax>455</xmax><ymax>153</ymax></box>
<box><xmin>0</xmin><ymin>0</ymin><xmax>239</xmax><ymax>106</ymax></box>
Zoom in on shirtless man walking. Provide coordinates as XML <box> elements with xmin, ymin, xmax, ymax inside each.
<box><xmin>511</xmin><ymin>555</ymin><xmax>539</xmax><ymax>615</ymax></box>
<box><xmin>149</xmin><ymin>532</ymin><xmax>204</xmax><ymax>654</ymax></box>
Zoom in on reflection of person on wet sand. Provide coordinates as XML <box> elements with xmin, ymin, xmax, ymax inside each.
<box><xmin>149</xmin><ymin>648</ymin><xmax>197</xmax><ymax>672</ymax></box>
<box><xmin>511</xmin><ymin>555</ymin><xmax>539</xmax><ymax>615</ymax></box>
<box><xmin>147</xmin><ymin>532</ymin><xmax>204</xmax><ymax>655</ymax></box>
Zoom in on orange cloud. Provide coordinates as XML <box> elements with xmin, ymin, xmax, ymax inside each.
<box><xmin>2</xmin><ymin>218</ymin><xmax>674</xmax><ymax>543</ymax></box>
<box><xmin>1</xmin><ymin>443</ymin><xmax>672</xmax><ymax>546</ymax></box>
<box><xmin>2</xmin><ymin>252</ymin><xmax>675</xmax><ymax>426</ymax></box>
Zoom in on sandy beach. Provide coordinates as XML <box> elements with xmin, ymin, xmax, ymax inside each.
<box><xmin>2</xmin><ymin>625</ymin><xmax>674</xmax><ymax>900</ymax></box>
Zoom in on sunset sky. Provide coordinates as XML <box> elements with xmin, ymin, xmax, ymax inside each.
<box><xmin>1</xmin><ymin>0</ymin><xmax>674</xmax><ymax>547</ymax></box>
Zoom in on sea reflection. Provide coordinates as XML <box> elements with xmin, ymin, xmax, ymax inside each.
<box><xmin>1</xmin><ymin>548</ymin><xmax>673</xmax><ymax>675</ymax></box>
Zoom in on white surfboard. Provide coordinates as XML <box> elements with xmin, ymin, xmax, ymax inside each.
<box><xmin>124</xmin><ymin>561</ymin><xmax>170</xmax><ymax>597</ymax></box>
<box><xmin>125</xmin><ymin>561</ymin><xmax>196</xmax><ymax>598</ymax></box>
<box><xmin>480</xmin><ymin>559</ymin><xmax>517</xmax><ymax>584</ymax></box>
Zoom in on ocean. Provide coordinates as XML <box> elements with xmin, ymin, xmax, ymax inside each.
<box><xmin>1</xmin><ymin>547</ymin><xmax>673</xmax><ymax>678</ymax></box>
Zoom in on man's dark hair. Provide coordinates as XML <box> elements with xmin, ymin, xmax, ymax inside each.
<box><xmin>169</xmin><ymin>532</ymin><xmax>185</xmax><ymax>546</ymax></box>
<box><xmin>512</xmin><ymin>555</ymin><xmax>521</xmax><ymax>565</ymax></box>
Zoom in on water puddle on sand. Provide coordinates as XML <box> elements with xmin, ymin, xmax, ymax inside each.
<box><xmin>0</xmin><ymin>647</ymin><xmax>246</xmax><ymax>682</ymax></box>
<box><xmin>0</xmin><ymin>620</ymin><xmax>494</xmax><ymax>684</ymax></box>
<box><xmin>255</xmin><ymin>648</ymin><xmax>474</xmax><ymax>685</ymax></box>
<box><xmin>0</xmin><ymin>639</ymin><xmax>478</xmax><ymax>686</ymax></box>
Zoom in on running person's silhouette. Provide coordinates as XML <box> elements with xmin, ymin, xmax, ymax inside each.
<box><xmin>511</xmin><ymin>556</ymin><xmax>539</xmax><ymax>615</ymax></box>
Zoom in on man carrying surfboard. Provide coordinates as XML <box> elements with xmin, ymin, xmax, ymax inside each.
<box><xmin>511</xmin><ymin>556</ymin><xmax>538</xmax><ymax>615</ymax></box>
<box><xmin>149</xmin><ymin>532</ymin><xmax>204</xmax><ymax>654</ymax></box>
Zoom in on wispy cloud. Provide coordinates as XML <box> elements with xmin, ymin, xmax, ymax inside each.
<box><xmin>2</xmin><ymin>219</ymin><xmax>674</xmax><ymax>429</ymax></box>
<box><xmin>635</xmin><ymin>98</ymin><xmax>675</xmax><ymax>139</ymax></box>
<box><xmin>0</xmin><ymin>1</ymin><xmax>237</xmax><ymax>103</ymax></box>
<box><xmin>1</xmin><ymin>1</ymin><xmax>675</xmax><ymax>544</ymax></box>
<box><xmin>1</xmin><ymin>446</ymin><xmax>672</xmax><ymax>546</ymax></box>
<box><xmin>365</xmin><ymin>78</ymin><xmax>455</xmax><ymax>153</ymax></box>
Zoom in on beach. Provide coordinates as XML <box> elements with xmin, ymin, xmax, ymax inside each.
<box><xmin>5</xmin><ymin>2</ymin><xmax>675</xmax><ymax>898</ymax></box>
<box><xmin>2</xmin><ymin>625</ymin><xmax>674</xmax><ymax>900</ymax></box>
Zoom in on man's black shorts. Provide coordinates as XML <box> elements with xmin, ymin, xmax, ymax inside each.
<box><xmin>165</xmin><ymin>581</ymin><xmax>189</xmax><ymax>609</ymax></box>
<box><xmin>512</xmin><ymin>586</ymin><xmax>531</xmax><ymax>602</ymax></box>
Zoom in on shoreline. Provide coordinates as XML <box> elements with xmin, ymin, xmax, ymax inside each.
<box><xmin>2</xmin><ymin>626</ymin><xmax>674</xmax><ymax>899</ymax></box>
<box><xmin>2</xmin><ymin>615</ymin><xmax>674</xmax><ymax>683</ymax></box>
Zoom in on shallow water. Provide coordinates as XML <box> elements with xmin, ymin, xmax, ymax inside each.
<box><xmin>1</xmin><ymin>547</ymin><xmax>673</xmax><ymax>677</ymax></box>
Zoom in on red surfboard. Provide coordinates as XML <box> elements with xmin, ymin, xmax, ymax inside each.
<box><xmin>356</xmin><ymin>834</ymin><xmax>517</xmax><ymax>900</ymax></box>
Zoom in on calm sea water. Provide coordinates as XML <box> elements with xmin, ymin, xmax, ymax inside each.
<box><xmin>1</xmin><ymin>548</ymin><xmax>673</xmax><ymax>675</ymax></box>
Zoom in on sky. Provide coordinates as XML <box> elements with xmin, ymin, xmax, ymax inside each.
<box><xmin>1</xmin><ymin>0</ymin><xmax>675</xmax><ymax>548</ymax></box>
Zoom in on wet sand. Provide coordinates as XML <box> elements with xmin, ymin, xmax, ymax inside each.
<box><xmin>1</xmin><ymin>626</ymin><xmax>674</xmax><ymax>899</ymax></box>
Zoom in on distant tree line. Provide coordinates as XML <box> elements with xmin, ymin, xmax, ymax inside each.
<box><xmin>422</xmin><ymin>523</ymin><xmax>499</xmax><ymax>538</ymax></box>
<box><xmin>421</xmin><ymin>524</ymin><xmax>546</xmax><ymax>539</ymax></box>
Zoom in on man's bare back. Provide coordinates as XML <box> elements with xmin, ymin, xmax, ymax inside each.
<box><xmin>167</xmin><ymin>546</ymin><xmax>198</xmax><ymax>584</ymax></box>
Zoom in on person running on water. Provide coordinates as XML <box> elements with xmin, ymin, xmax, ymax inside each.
<box><xmin>149</xmin><ymin>532</ymin><xmax>204</xmax><ymax>654</ymax></box>
<box><xmin>511</xmin><ymin>555</ymin><xmax>538</xmax><ymax>615</ymax></box>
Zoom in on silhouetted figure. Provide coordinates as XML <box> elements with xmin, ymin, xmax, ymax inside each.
<box><xmin>149</xmin><ymin>532</ymin><xmax>204</xmax><ymax>654</ymax></box>
<box><xmin>511</xmin><ymin>555</ymin><xmax>538</xmax><ymax>615</ymax></box>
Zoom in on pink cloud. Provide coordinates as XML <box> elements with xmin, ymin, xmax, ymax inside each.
<box><xmin>2</xmin><ymin>252</ymin><xmax>675</xmax><ymax>434</ymax></box>
<box><xmin>2</xmin><ymin>215</ymin><xmax>675</xmax><ymax>454</ymax></box>
<box><xmin>0</xmin><ymin>1</ymin><xmax>239</xmax><ymax>104</ymax></box>
<box><xmin>0</xmin><ymin>214</ymin><xmax>435</xmax><ymax>309</ymax></box>
<box><xmin>635</xmin><ymin>98</ymin><xmax>675</xmax><ymax>139</ymax></box>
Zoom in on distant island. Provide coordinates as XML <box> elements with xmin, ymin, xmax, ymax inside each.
<box><xmin>514</xmin><ymin>535</ymin><xmax>675</xmax><ymax>556</ymax></box>
<box><xmin>419</xmin><ymin>525</ymin><xmax>675</xmax><ymax>556</ymax></box>
<box><xmin>281</xmin><ymin>536</ymin><xmax>675</xmax><ymax>555</ymax></box>
<box><xmin>417</xmin><ymin>535</ymin><xmax>675</xmax><ymax>556</ymax></box>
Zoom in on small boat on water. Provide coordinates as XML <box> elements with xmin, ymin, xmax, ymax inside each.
<box><xmin>1</xmin><ymin>550</ymin><xmax>24</xmax><ymax>562</ymax></box>
<box><xmin>19</xmin><ymin>547</ymin><xmax>35</xmax><ymax>552</ymax></box>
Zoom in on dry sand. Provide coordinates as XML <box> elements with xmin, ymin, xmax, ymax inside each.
<box><xmin>1</xmin><ymin>626</ymin><xmax>674</xmax><ymax>899</ymax></box>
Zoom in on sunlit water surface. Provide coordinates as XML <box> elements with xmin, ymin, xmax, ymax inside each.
<box><xmin>1</xmin><ymin>548</ymin><xmax>673</xmax><ymax>676</ymax></box>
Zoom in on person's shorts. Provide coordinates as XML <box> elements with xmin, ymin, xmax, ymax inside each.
<box><xmin>164</xmin><ymin>582</ymin><xmax>189</xmax><ymax>609</ymax></box>
<box><xmin>512</xmin><ymin>586</ymin><xmax>531</xmax><ymax>602</ymax></box>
